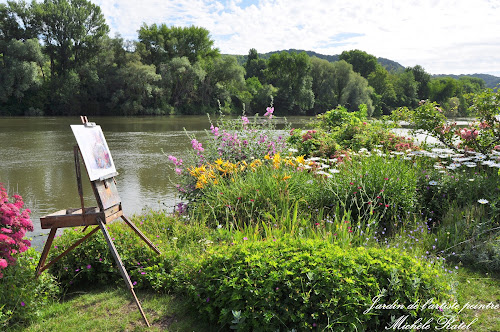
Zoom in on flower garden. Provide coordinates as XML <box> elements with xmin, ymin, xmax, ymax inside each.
<box><xmin>1</xmin><ymin>89</ymin><xmax>500</xmax><ymax>331</ymax></box>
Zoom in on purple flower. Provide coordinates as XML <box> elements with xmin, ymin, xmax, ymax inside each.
<box><xmin>21</xmin><ymin>301</ymin><xmax>25</xmax><ymax>307</ymax></box>
<box><xmin>87</xmin><ymin>264</ymin><xmax>91</xmax><ymax>269</ymax></box>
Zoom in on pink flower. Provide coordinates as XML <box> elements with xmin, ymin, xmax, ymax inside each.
<box><xmin>0</xmin><ymin>259</ymin><xmax>8</xmax><ymax>269</ymax></box>
<box><xmin>175</xmin><ymin>168</ymin><xmax>182</xmax><ymax>175</ymax></box>
<box><xmin>264</xmin><ymin>107</ymin><xmax>274</xmax><ymax>118</ymax></box>
<box><xmin>241</xmin><ymin>116</ymin><xmax>249</xmax><ymax>125</ymax></box>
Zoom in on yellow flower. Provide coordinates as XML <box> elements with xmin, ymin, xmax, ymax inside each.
<box><xmin>295</xmin><ymin>155</ymin><xmax>305</xmax><ymax>165</ymax></box>
<box><xmin>282</xmin><ymin>174</ymin><xmax>291</xmax><ymax>181</ymax></box>
<box><xmin>264</xmin><ymin>154</ymin><xmax>271</xmax><ymax>160</ymax></box>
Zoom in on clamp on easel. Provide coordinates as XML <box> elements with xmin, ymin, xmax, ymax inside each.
<box><xmin>36</xmin><ymin>116</ymin><xmax>161</xmax><ymax>327</ymax></box>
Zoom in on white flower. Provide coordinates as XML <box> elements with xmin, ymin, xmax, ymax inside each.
<box><xmin>477</xmin><ymin>199</ymin><xmax>489</xmax><ymax>205</ymax></box>
<box><xmin>288</xmin><ymin>148</ymin><xmax>298</xmax><ymax>153</ymax></box>
<box><xmin>468</xmin><ymin>179</ymin><xmax>474</xmax><ymax>182</ymax></box>
<box><xmin>429</xmin><ymin>181</ymin><xmax>438</xmax><ymax>186</ymax></box>
<box><xmin>329</xmin><ymin>169</ymin><xmax>340</xmax><ymax>174</ymax></box>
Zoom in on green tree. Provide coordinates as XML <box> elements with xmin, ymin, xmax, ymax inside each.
<box><xmin>137</xmin><ymin>24</ymin><xmax>219</xmax><ymax>68</ymax></box>
<box><xmin>311</xmin><ymin>58</ymin><xmax>373</xmax><ymax>115</ymax></box>
<box><xmin>37</xmin><ymin>0</ymin><xmax>109</xmax><ymax>77</ymax></box>
<box><xmin>244</xmin><ymin>48</ymin><xmax>267</xmax><ymax>83</ymax></box>
<box><xmin>339</xmin><ymin>49</ymin><xmax>378</xmax><ymax>79</ymax></box>
<box><xmin>108</xmin><ymin>53</ymin><xmax>162</xmax><ymax>115</ymax></box>
<box><xmin>159</xmin><ymin>56</ymin><xmax>206</xmax><ymax>112</ymax></box>
<box><xmin>265</xmin><ymin>51</ymin><xmax>314</xmax><ymax>114</ymax></box>
<box><xmin>198</xmin><ymin>55</ymin><xmax>247</xmax><ymax>114</ymax></box>
<box><xmin>0</xmin><ymin>38</ymin><xmax>43</xmax><ymax>108</ymax></box>
<box><xmin>429</xmin><ymin>77</ymin><xmax>457</xmax><ymax>105</ymax></box>
<box><xmin>393</xmin><ymin>70</ymin><xmax>418</xmax><ymax>108</ymax></box>
<box><xmin>368</xmin><ymin>65</ymin><xmax>397</xmax><ymax>115</ymax></box>
<box><xmin>406</xmin><ymin>65</ymin><xmax>430</xmax><ymax>100</ymax></box>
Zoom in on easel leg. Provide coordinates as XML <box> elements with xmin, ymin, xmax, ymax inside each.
<box><xmin>97</xmin><ymin>219</ymin><xmax>151</xmax><ymax>327</ymax></box>
<box><xmin>121</xmin><ymin>215</ymin><xmax>162</xmax><ymax>255</ymax></box>
<box><xmin>35</xmin><ymin>227</ymin><xmax>57</xmax><ymax>277</ymax></box>
<box><xmin>38</xmin><ymin>226</ymin><xmax>100</xmax><ymax>275</ymax></box>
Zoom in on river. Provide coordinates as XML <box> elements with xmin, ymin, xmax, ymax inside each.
<box><xmin>0</xmin><ymin>116</ymin><xmax>310</xmax><ymax>249</ymax></box>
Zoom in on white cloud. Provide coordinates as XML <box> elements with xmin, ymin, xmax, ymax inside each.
<box><xmin>2</xmin><ymin>0</ymin><xmax>499</xmax><ymax>75</ymax></box>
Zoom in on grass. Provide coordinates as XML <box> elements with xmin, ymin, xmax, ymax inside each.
<box><xmin>6</xmin><ymin>267</ymin><xmax>497</xmax><ymax>332</ymax></box>
<box><xmin>12</xmin><ymin>287</ymin><xmax>216</xmax><ymax>332</ymax></box>
<box><xmin>455</xmin><ymin>268</ymin><xmax>500</xmax><ymax>332</ymax></box>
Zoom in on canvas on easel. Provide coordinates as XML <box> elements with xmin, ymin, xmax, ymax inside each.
<box><xmin>36</xmin><ymin>117</ymin><xmax>161</xmax><ymax>327</ymax></box>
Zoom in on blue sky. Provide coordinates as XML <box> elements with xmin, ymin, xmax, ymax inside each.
<box><xmin>3</xmin><ymin>0</ymin><xmax>500</xmax><ymax>76</ymax></box>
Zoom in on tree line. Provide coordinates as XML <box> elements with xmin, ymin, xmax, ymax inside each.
<box><xmin>0</xmin><ymin>0</ymin><xmax>488</xmax><ymax>116</ymax></box>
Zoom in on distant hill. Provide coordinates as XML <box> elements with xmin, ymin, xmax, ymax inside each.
<box><xmin>432</xmin><ymin>73</ymin><xmax>500</xmax><ymax>89</ymax></box>
<box><xmin>231</xmin><ymin>49</ymin><xmax>404</xmax><ymax>73</ymax></box>
<box><xmin>229</xmin><ymin>49</ymin><xmax>499</xmax><ymax>87</ymax></box>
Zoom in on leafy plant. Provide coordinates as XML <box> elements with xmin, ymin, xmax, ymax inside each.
<box><xmin>183</xmin><ymin>238</ymin><xmax>455</xmax><ymax>331</ymax></box>
<box><xmin>0</xmin><ymin>248</ymin><xmax>59</xmax><ymax>328</ymax></box>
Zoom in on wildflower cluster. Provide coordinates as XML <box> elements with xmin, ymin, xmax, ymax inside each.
<box><xmin>0</xmin><ymin>184</ymin><xmax>33</xmax><ymax>278</ymax></box>
<box><xmin>167</xmin><ymin>108</ymin><xmax>290</xmax><ymax>203</ymax></box>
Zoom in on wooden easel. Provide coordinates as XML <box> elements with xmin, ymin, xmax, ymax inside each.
<box><xmin>36</xmin><ymin>116</ymin><xmax>161</xmax><ymax>327</ymax></box>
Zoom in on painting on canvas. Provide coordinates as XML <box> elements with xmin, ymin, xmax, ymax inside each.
<box><xmin>70</xmin><ymin>125</ymin><xmax>117</xmax><ymax>181</ymax></box>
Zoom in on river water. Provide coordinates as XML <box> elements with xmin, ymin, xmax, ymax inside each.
<box><xmin>0</xmin><ymin>116</ymin><xmax>310</xmax><ymax>249</ymax></box>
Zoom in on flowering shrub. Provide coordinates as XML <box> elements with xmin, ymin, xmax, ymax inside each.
<box><xmin>0</xmin><ymin>184</ymin><xmax>33</xmax><ymax>278</ymax></box>
<box><xmin>393</xmin><ymin>89</ymin><xmax>500</xmax><ymax>155</ymax></box>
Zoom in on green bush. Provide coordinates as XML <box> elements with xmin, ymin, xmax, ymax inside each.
<box><xmin>288</xmin><ymin>128</ymin><xmax>341</xmax><ymax>158</ymax></box>
<box><xmin>49</xmin><ymin>219</ymin><xmax>168</xmax><ymax>290</ymax></box>
<box><xmin>182</xmin><ymin>239</ymin><xmax>455</xmax><ymax>331</ymax></box>
<box><xmin>0</xmin><ymin>248</ymin><xmax>59</xmax><ymax>328</ymax></box>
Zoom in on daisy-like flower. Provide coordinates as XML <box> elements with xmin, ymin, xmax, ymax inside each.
<box><xmin>477</xmin><ymin>199</ymin><xmax>489</xmax><ymax>205</ymax></box>
<box><xmin>429</xmin><ymin>181</ymin><xmax>438</xmax><ymax>186</ymax></box>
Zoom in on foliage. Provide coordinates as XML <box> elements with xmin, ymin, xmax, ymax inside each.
<box><xmin>138</xmin><ymin>24</ymin><xmax>219</xmax><ymax>67</ymax></box>
<box><xmin>322</xmin><ymin>154</ymin><xmax>418</xmax><ymax>234</ymax></box>
<box><xmin>393</xmin><ymin>90</ymin><xmax>500</xmax><ymax>154</ymax></box>
<box><xmin>183</xmin><ymin>239</ymin><xmax>454</xmax><ymax>331</ymax></box>
<box><xmin>0</xmin><ymin>184</ymin><xmax>33</xmax><ymax>278</ymax></box>
<box><xmin>339</xmin><ymin>49</ymin><xmax>378</xmax><ymax>79</ymax></box>
<box><xmin>0</xmin><ymin>248</ymin><xmax>59</xmax><ymax>328</ymax></box>
<box><xmin>48</xmin><ymin>221</ymin><xmax>166</xmax><ymax>290</ymax></box>
<box><xmin>288</xmin><ymin>128</ymin><xmax>341</xmax><ymax>158</ymax></box>
<box><xmin>265</xmin><ymin>51</ymin><xmax>314</xmax><ymax>115</ymax></box>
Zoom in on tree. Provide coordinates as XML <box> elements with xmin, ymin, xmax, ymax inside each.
<box><xmin>0</xmin><ymin>38</ymin><xmax>43</xmax><ymax>104</ymax></box>
<box><xmin>244</xmin><ymin>48</ymin><xmax>267</xmax><ymax>83</ymax></box>
<box><xmin>108</xmin><ymin>53</ymin><xmax>162</xmax><ymax>115</ymax></box>
<box><xmin>159</xmin><ymin>56</ymin><xmax>206</xmax><ymax>111</ymax></box>
<box><xmin>310</xmin><ymin>58</ymin><xmax>373</xmax><ymax>115</ymax></box>
<box><xmin>37</xmin><ymin>0</ymin><xmax>109</xmax><ymax>77</ymax></box>
<box><xmin>265</xmin><ymin>51</ymin><xmax>314</xmax><ymax>114</ymax></box>
<box><xmin>406</xmin><ymin>65</ymin><xmax>430</xmax><ymax>100</ymax></box>
<box><xmin>368</xmin><ymin>65</ymin><xmax>397</xmax><ymax>114</ymax></box>
<box><xmin>137</xmin><ymin>24</ymin><xmax>219</xmax><ymax>68</ymax></box>
<box><xmin>393</xmin><ymin>70</ymin><xmax>418</xmax><ymax>108</ymax></box>
<box><xmin>339</xmin><ymin>49</ymin><xmax>378</xmax><ymax>79</ymax></box>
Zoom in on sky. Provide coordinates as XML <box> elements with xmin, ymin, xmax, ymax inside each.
<box><xmin>4</xmin><ymin>0</ymin><xmax>500</xmax><ymax>76</ymax></box>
